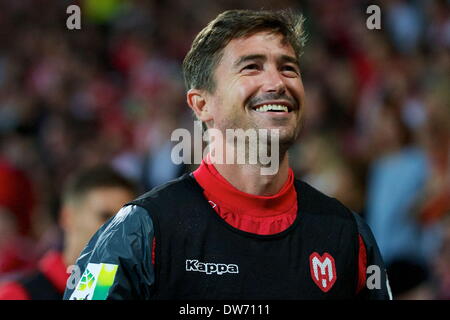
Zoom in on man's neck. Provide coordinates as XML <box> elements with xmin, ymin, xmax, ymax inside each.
<box><xmin>211</xmin><ymin>152</ymin><xmax>289</xmax><ymax>196</ymax></box>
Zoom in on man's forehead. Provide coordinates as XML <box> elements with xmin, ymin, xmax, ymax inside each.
<box><xmin>222</xmin><ymin>31</ymin><xmax>296</xmax><ymax>61</ymax></box>
<box><xmin>225</xmin><ymin>31</ymin><xmax>294</xmax><ymax>54</ymax></box>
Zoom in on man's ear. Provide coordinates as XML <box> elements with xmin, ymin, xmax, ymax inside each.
<box><xmin>186</xmin><ymin>89</ymin><xmax>213</xmax><ymax>122</ymax></box>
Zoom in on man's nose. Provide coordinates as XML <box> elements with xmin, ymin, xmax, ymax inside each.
<box><xmin>261</xmin><ymin>68</ymin><xmax>286</xmax><ymax>94</ymax></box>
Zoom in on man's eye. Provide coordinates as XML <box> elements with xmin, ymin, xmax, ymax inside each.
<box><xmin>282</xmin><ymin>65</ymin><xmax>299</xmax><ymax>73</ymax></box>
<box><xmin>242</xmin><ymin>63</ymin><xmax>259</xmax><ymax>71</ymax></box>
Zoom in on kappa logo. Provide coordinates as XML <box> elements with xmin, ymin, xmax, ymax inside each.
<box><xmin>309</xmin><ymin>252</ymin><xmax>337</xmax><ymax>292</ymax></box>
<box><xmin>186</xmin><ymin>259</ymin><xmax>239</xmax><ymax>275</ymax></box>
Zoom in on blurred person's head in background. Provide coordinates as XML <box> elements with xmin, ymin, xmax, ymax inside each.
<box><xmin>59</xmin><ymin>165</ymin><xmax>137</xmax><ymax>266</ymax></box>
<box><xmin>368</xmin><ymin>88</ymin><xmax>414</xmax><ymax>159</ymax></box>
<box><xmin>295</xmin><ymin>134</ymin><xmax>365</xmax><ymax>214</ymax></box>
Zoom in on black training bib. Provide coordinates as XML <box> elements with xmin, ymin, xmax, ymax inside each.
<box><xmin>129</xmin><ymin>173</ymin><xmax>360</xmax><ymax>299</ymax></box>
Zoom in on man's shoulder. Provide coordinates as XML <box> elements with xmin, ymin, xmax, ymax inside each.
<box><xmin>82</xmin><ymin>204</ymin><xmax>155</xmax><ymax>257</ymax></box>
<box><xmin>126</xmin><ymin>173</ymin><xmax>203</xmax><ymax>218</ymax></box>
<box><xmin>107</xmin><ymin>205</ymin><xmax>153</xmax><ymax>230</ymax></box>
<box><xmin>132</xmin><ymin>173</ymin><xmax>195</xmax><ymax>204</ymax></box>
<box><xmin>294</xmin><ymin>178</ymin><xmax>354</xmax><ymax>220</ymax></box>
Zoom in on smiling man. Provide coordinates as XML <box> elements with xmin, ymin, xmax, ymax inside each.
<box><xmin>64</xmin><ymin>9</ymin><xmax>391</xmax><ymax>300</ymax></box>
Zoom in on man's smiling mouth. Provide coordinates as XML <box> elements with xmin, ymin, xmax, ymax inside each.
<box><xmin>247</xmin><ymin>94</ymin><xmax>298</xmax><ymax>114</ymax></box>
<box><xmin>253</xmin><ymin>104</ymin><xmax>291</xmax><ymax>113</ymax></box>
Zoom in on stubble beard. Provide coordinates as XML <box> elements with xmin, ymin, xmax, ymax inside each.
<box><xmin>214</xmin><ymin>112</ymin><xmax>302</xmax><ymax>166</ymax></box>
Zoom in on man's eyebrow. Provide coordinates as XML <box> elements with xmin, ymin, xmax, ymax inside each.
<box><xmin>233</xmin><ymin>54</ymin><xmax>300</xmax><ymax>69</ymax></box>
<box><xmin>233</xmin><ymin>54</ymin><xmax>266</xmax><ymax>68</ymax></box>
<box><xmin>279</xmin><ymin>55</ymin><xmax>300</xmax><ymax>68</ymax></box>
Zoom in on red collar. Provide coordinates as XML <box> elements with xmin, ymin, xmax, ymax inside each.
<box><xmin>193</xmin><ymin>158</ymin><xmax>297</xmax><ymax>217</ymax></box>
<box><xmin>38</xmin><ymin>251</ymin><xmax>68</xmax><ymax>293</ymax></box>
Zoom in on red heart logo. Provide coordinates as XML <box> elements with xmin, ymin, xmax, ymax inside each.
<box><xmin>309</xmin><ymin>252</ymin><xmax>337</xmax><ymax>292</ymax></box>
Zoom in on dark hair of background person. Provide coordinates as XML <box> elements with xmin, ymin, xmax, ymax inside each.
<box><xmin>62</xmin><ymin>164</ymin><xmax>138</xmax><ymax>208</ymax></box>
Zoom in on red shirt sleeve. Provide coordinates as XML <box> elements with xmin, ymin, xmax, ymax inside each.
<box><xmin>0</xmin><ymin>282</ymin><xmax>30</xmax><ymax>300</ymax></box>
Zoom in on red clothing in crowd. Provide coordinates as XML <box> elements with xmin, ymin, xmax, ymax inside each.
<box><xmin>0</xmin><ymin>251</ymin><xmax>68</xmax><ymax>300</ymax></box>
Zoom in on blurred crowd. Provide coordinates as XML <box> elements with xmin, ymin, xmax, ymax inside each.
<box><xmin>0</xmin><ymin>0</ymin><xmax>448</xmax><ymax>299</ymax></box>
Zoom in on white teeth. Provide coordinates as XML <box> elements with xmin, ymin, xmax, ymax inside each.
<box><xmin>254</xmin><ymin>104</ymin><xmax>289</xmax><ymax>112</ymax></box>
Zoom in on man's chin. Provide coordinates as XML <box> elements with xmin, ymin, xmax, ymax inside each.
<box><xmin>278</xmin><ymin>134</ymin><xmax>298</xmax><ymax>152</ymax></box>
<box><xmin>260</xmin><ymin>127</ymin><xmax>298</xmax><ymax>153</ymax></box>
<box><xmin>220</xmin><ymin>120</ymin><xmax>300</xmax><ymax>150</ymax></box>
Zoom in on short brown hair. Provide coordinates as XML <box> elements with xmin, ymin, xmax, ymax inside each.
<box><xmin>183</xmin><ymin>9</ymin><xmax>306</xmax><ymax>93</ymax></box>
<box><xmin>63</xmin><ymin>165</ymin><xmax>137</xmax><ymax>207</ymax></box>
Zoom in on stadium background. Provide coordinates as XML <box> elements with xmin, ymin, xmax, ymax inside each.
<box><xmin>0</xmin><ymin>0</ymin><xmax>448</xmax><ymax>299</ymax></box>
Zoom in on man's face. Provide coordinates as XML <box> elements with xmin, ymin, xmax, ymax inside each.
<box><xmin>205</xmin><ymin>31</ymin><xmax>305</xmax><ymax>147</ymax></box>
<box><xmin>66</xmin><ymin>187</ymin><xmax>134</xmax><ymax>251</ymax></box>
